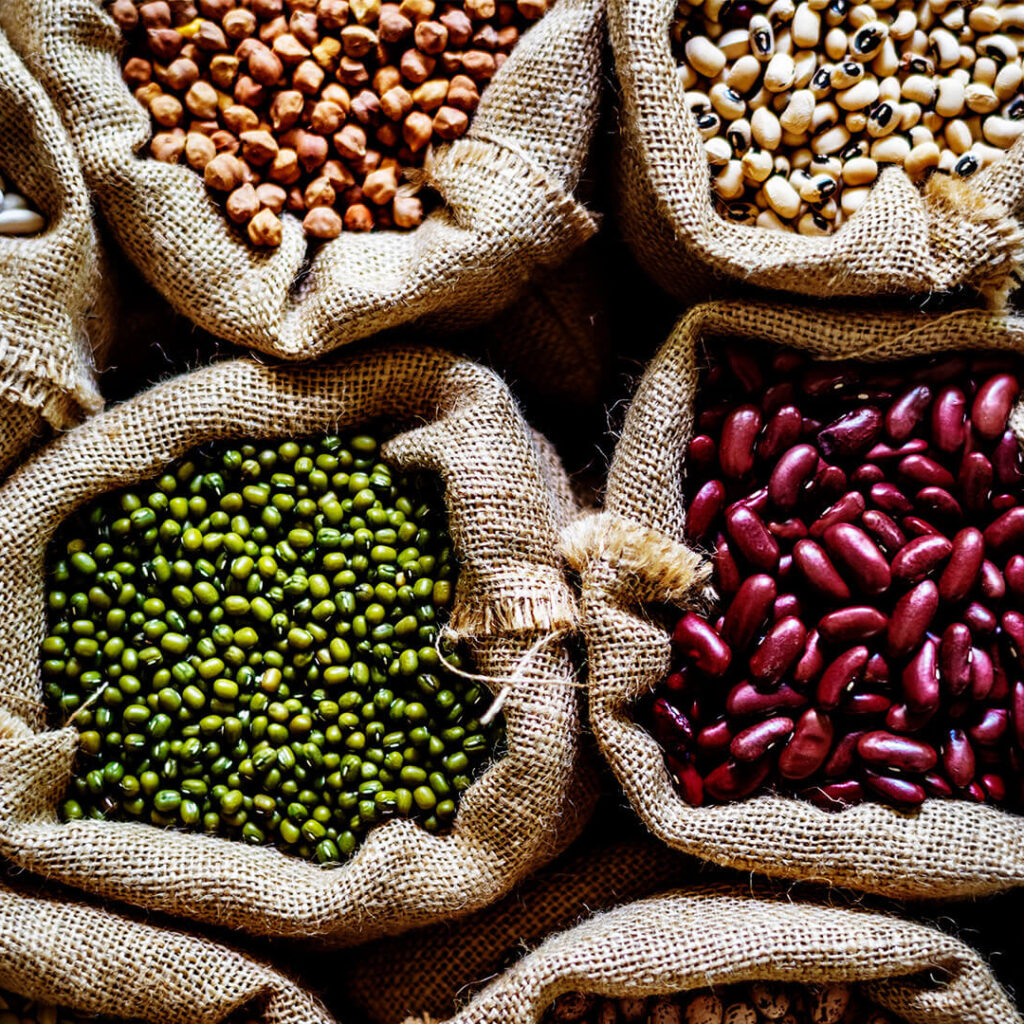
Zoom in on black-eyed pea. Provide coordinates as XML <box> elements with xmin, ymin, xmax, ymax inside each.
<box><xmin>792</xmin><ymin>2</ymin><xmax>821</xmax><ymax>47</ymax></box>
<box><xmin>781</xmin><ymin>130</ymin><xmax>809</xmax><ymax>149</ymax></box>
<box><xmin>830</xmin><ymin>59</ymin><xmax>864</xmax><ymax>88</ymax></box>
<box><xmin>899</xmin><ymin>100</ymin><xmax>923</xmax><ymax>129</ymax></box>
<box><xmin>780</xmin><ymin>88</ymin><xmax>815</xmax><ymax>132</ymax></box>
<box><xmin>980</xmin><ymin>33</ymin><xmax>1020</xmax><ymax>64</ymax></box>
<box><xmin>788</xmin><ymin>166</ymin><xmax>813</xmax><ymax>191</ymax></box>
<box><xmin>793</xmin><ymin>49</ymin><xmax>817</xmax><ymax>86</ymax></box>
<box><xmin>809</xmin><ymin>63</ymin><xmax>833</xmax><ymax>95</ymax></box>
<box><xmin>808</xmin><ymin>983</ymin><xmax>851</xmax><ymax>1024</ymax></box>
<box><xmin>983</xmin><ymin>113</ymin><xmax>1024</xmax><ymax>147</ymax></box>
<box><xmin>681</xmin><ymin>63</ymin><xmax>700</xmax><ymax>89</ymax></box>
<box><xmin>714</xmin><ymin>159</ymin><xmax>746</xmax><ymax>198</ymax></box>
<box><xmin>840</xmin><ymin>183</ymin><xmax>871</xmax><ymax>214</ymax></box>
<box><xmin>749</xmin><ymin>983</ymin><xmax>790</xmax><ymax>1020</ymax></box>
<box><xmin>683</xmin><ymin>993</ymin><xmax>723</xmax><ymax>1024</ymax></box>
<box><xmin>749</xmin><ymin>14</ymin><xmax>775</xmax><ymax>59</ymax></box>
<box><xmin>798</xmin><ymin>207</ymin><xmax>833</xmax><ymax>232</ymax></box>
<box><xmin>953</xmin><ymin>149</ymin><xmax>981</xmax><ymax>175</ymax></box>
<box><xmin>901</xmin><ymin>73</ymin><xmax>936</xmax><ymax>104</ymax></box>
<box><xmin>907</xmin><ymin>27</ymin><xmax>929</xmax><ymax>54</ymax></box>
<box><xmin>866</xmin><ymin>100</ymin><xmax>900</xmax><ymax>136</ymax></box>
<box><xmin>877</xmin><ymin>73</ymin><xmax>901</xmax><ymax>101</ymax></box>
<box><xmin>870</xmin><ymin>131</ymin><xmax>911</xmax><ymax>162</ymax></box>
<box><xmin>773</xmin><ymin>152</ymin><xmax>791</xmax><ymax>173</ymax></box>
<box><xmin>836</xmin><ymin>76</ymin><xmax>879</xmax><ymax>109</ymax></box>
<box><xmin>686</xmin><ymin>90</ymin><xmax>713</xmax><ymax>112</ymax></box>
<box><xmin>764</xmin><ymin>52</ymin><xmax>797</xmax><ymax>90</ymax></box>
<box><xmin>752</xmin><ymin>105</ymin><xmax>783</xmax><ymax>148</ymax></box>
<box><xmin>937</xmin><ymin>147</ymin><xmax>957</xmax><ymax>170</ymax></box>
<box><xmin>649</xmin><ymin>998</ymin><xmax>683</xmax><ymax>1024</ymax></box>
<box><xmin>811</xmin><ymin>123</ymin><xmax>851</xmax><ymax>153</ymax></box>
<box><xmin>810</xmin><ymin>99</ymin><xmax>838</xmax><ymax>132</ymax></box>
<box><xmin>844</xmin><ymin>110</ymin><xmax>868</xmax><ymax>131</ymax></box>
<box><xmin>890</xmin><ymin>9</ymin><xmax>917</xmax><ymax>38</ymax></box>
<box><xmin>931</xmin><ymin>25</ymin><xmax>962</xmax><ymax>66</ymax></box>
<box><xmin>725</xmin><ymin>200</ymin><xmax>759</xmax><ymax>222</ymax></box>
<box><xmin>791</xmin><ymin>145</ymin><xmax>813</xmax><ymax>168</ymax></box>
<box><xmin>722</xmin><ymin>1002</ymin><xmax>756</xmax><ymax>1024</ymax></box>
<box><xmin>726</xmin><ymin>116</ymin><xmax>752</xmax><ymax>151</ymax></box>
<box><xmin>850</xmin><ymin>18</ymin><xmax>887</xmax><ymax>58</ymax></box>
<box><xmin>726</xmin><ymin>54</ymin><xmax>762</xmax><ymax>93</ymax></box>
<box><xmin>966</xmin><ymin>81</ymin><xmax>1000</xmax><ymax>112</ymax></box>
<box><xmin>809</xmin><ymin>152</ymin><xmax>841</xmax><ymax>176</ymax></box>
<box><xmin>995</xmin><ymin>61</ymin><xmax>1024</xmax><ymax>98</ymax></box>
<box><xmin>719</xmin><ymin>28</ymin><xmax>751</xmax><ymax>58</ymax></box>
<box><xmin>1004</xmin><ymin>95</ymin><xmax>1024</xmax><ymax>119</ymax></box>
<box><xmin>686</xmin><ymin>35</ymin><xmax>728</xmax><ymax>77</ymax></box>
<box><xmin>848</xmin><ymin>4</ymin><xmax>875</xmax><ymax>30</ymax></box>
<box><xmin>935</xmin><ymin>77</ymin><xmax>966</xmax><ymax>116</ymax></box>
<box><xmin>944</xmin><ymin>118</ymin><xmax>973</xmax><ymax>152</ymax></box>
<box><xmin>871</xmin><ymin>36</ymin><xmax>899</xmax><ymax>75</ymax></box>
<box><xmin>905</xmin><ymin>138</ymin><xmax>941</xmax><ymax>175</ymax></box>
<box><xmin>696</xmin><ymin>110</ymin><xmax>724</xmax><ymax>139</ymax></box>
<box><xmin>816</xmin><ymin>194</ymin><xmax>838</xmax><ymax>217</ymax></box>
<box><xmin>974</xmin><ymin>55</ymin><xmax>999</xmax><ymax>85</ymax></box>
<box><xmin>764</xmin><ymin>173</ymin><xmax>801</xmax><ymax>216</ymax></box>
<box><xmin>975</xmin><ymin>139</ymin><xmax>1009</xmax><ymax>165</ymax></box>
<box><xmin>704</xmin><ymin>136</ymin><xmax>733</xmax><ymax>165</ymax></box>
<box><xmin>742</xmin><ymin>147</ymin><xmax>774</xmax><ymax>181</ymax></box>
<box><xmin>824</xmin><ymin>27</ymin><xmax>847</xmax><ymax>59</ymax></box>
<box><xmin>909</xmin><ymin>123</ymin><xmax>936</xmax><ymax>146</ymax></box>
<box><xmin>711</xmin><ymin>83</ymin><xmax>748</xmax><ymax>119</ymax></box>
<box><xmin>842</xmin><ymin>154</ymin><xmax>877</xmax><ymax>183</ymax></box>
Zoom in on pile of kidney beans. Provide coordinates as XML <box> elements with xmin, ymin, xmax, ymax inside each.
<box><xmin>642</xmin><ymin>341</ymin><xmax>1024</xmax><ymax>811</ymax></box>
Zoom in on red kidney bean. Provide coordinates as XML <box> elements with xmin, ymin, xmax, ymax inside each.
<box><xmin>665</xmin><ymin>670</ymin><xmax>688</xmax><ymax>695</ymax></box>
<box><xmin>768</xmin><ymin>518</ymin><xmax>808</xmax><ymax>541</ymax></box>
<box><xmin>939</xmin><ymin>622</ymin><xmax>972</xmax><ymax>696</ymax></box>
<box><xmin>932</xmin><ymin>386</ymin><xmax>967</xmax><ymax>452</ymax></box>
<box><xmin>860</xmin><ymin>509</ymin><xmax>906</xmax><ymax>552</ymax></box>
<box><xmin>803</xmin><ymin>779</ymin><xmax>864</xmax><ymax>810</ymax></box>
<box><xmin>687</xmin><ymin>434</ymin><xmax>717</xmax><ymax>472</ymax></box>
<box><xmin>887</xmin><ymin>580</ymin><xmax>939</xmax><ymax>657</ymax></box>
<box><xmin>814</xmin><ymin>464</ymin><xmax>848</xmax><ymax>497</ymax></box>
<box><xmin>667</xmin><ymin>755</ymin><xmax>704</xmax><ymax>806</ymax></box>
<box><xmin>992</xmin><ymin>492</ymin><xmax>1019</xmax><ymax>511</ymax></box>
<box><xmin>970</xmin><ymin>707</ymin><xmax>1009</xmax><ymax>747</ymax></box>
<box><xmin>923</xmin><ymin>772</ymin><xmax>954</xmax><ymax>798</ymax></box>
<box><xmin>793</xmin><ymin>629</ymin><xmax>824</xmax><ymax>685</ymax></box>
<box><xmin>899</xmin><ymin>454</ymin><xmax>956</xmax><ymax>489</ymax></box>
<box><xmin>817</xmin><ymin>646</ymin><xmax>868</xmax><ymax>710</ymax></box>
<box><xmin>696</xmin><ymin>718</ymin><xmax>734</xmax><ymax>754</ymax></box>
<box><xmin>869</xmin><ymin>481</ymin><xmax>913</xmax><ymax>514</ymax></box>
<box><xmin>791</xmin><ymin>539</ymin><xmax>850</xmax><ymax>603</ymax></box>
<box><xmin>726</xmin><ymin>681</ymin><xmax>809</xmax><ymax>717</ymax></box>
<box><xmin>726</xmin><ymin>507</ymin><xmax>779</xmax><ymax>571</ymax></box>
<box><xmin>719</xmin><ymin>405</ymin><xmax>762</xmax><ymax>478</ymax></box>
<box><xmin>730</xmin><ymin>716</ymin><xmax>795</xmax><ymax>761</ymax></box>
<box><xmin>1007</xmin><ymin>555</ymin><xmax>1024</xmax><ymax>598</ymax></box>
<box><xmin>727</xmin><ymin>486</ymin><xmax>769</xmax><ymax>516</ymax></box>
<box><xmin>704</xmin><ymin>757</ymin><xmax>772</xmax><ymax>801</ymax></box>
<box><xmin>1003</xmin><ymin>610</ymin><xmax>1024</xmax><ymax>668</ymax></box>
<box><xmin>958</xmin><ymin>451</ymin><xmax>993</xmax><ymax>512</ymax></box>
<box><xmin>902</xmin><ymin>515</ymin><xmax>943</xmax><ymax>538</ymax></box>
<box><xmin>802</xmin><ymin>364</ymin><xmax>855</xmax><ymax>396</ymax></box>
<box><xmin>981</xmin><ymin>560</ymin><xmax>1006</xmax><ymax>601</ymax></box>
<box><xmin>864</xmin><ymin>652</ymin><xmax>890</xmax><ymax>685</ymax></box>
<box><xmin>823</xmin><ymin>523</ymin><xmax>891</xmax><ymax>595</ymax></box>
<box><xmin>685</xmin><ymin>479</ymin><xmax>727</xmax><ymax>543</ymax></box>
<box><xmin>777</xmin><ymin>709</ymin><xmax>834</xmax><ymax>780</ymax></box>
<box><xmin>964</xmin><ymin>601</ymin><xmax>997</xmax><ymax>636</ymax></box>
<box><xmin>768</xmin><ymin>444</ymin><xmax>818</xmax><ymax>509</ymax></box>
<box><xmin>652</xmin><ymin>698</ymin><xmax>695</xmax><ymax>750</ymax></box>
<box><xmin>763</xmin><ymin>381</ymin><xmax>797</xmax><ymax>414</ymax></box>
<box><xmin>867</xmin><ymin>439</ymin><xmax>929</xmax><ymax>461</ymax></box>
<box><xmin>818</xmin><ymin>606</ymin><xmax>888</xmax><ymax>643</ymax></box>
<box><xmin>749</xmin><ymin>616</ymin><xmax>806</xmax><ymax>688</ymax></box>
<box><xmin>992</xmin><ymin>431</ymin><xmax>1024</xmax><ymax>487</ymax></box>
<box><xmin>857</xmin><ymin>730</ymin><xmax>937</xmax><ymax>772</ymax></box>
<box><xmin>817</xmin><ymin>406</ymin><xmax>882</xmax><ymax>457</ymax></box>
<box><xmin>862</xmin><ymin>770</ymin><xmax>926</xmax><ymax>808</ymax></box>
<box><xmin>851</xmin><ymin>463</ymin><xmax>885</xmax><ymax>487</ymax></box>
<box><xmin>759</xmin><ymin>405</ymin><xmax>803</xmax><ymax>460</ymax></box>
<box><xmin>972</xmin><ymin>373</ymin><xmax>1020</xmax><ymax>439</ymax></box>
<box><xmin>823</xmin><ymin>730</ymin><xmax>864</xmax><ymax>776</ymax></box>
<box><xmin>772</xmin><ymin>592</ymin><xmax>801</xmax><ymax>620</ymax></box>
<box><xmin>982</xmin><ymin>773</ymin><xmax>1008</xmax><ymax>803</ymax></box>
<box><xmin>672</xmin><ymin>613</ymin><xmax>732</xmax><ymax>676</ymax></box>
<box><xmin>890</xmin><ymin>534</ymin><xmax>953</xmax><ymax>583</ymax></box>
<box><xmin>965</xmin><ymin>781</ymin><xmax>987</xmax><ymax>801</ymax></box>
<box><xmin>916</xmin><ymin>486</ymin><xmax>962</xmax><ymax>523</ymax></box>
<box><xmin>726</xmin><ymin>346</ymin><xmax>763</xmax><ymax>394</ymax></box>
<box><xmin>721</xmin><ymin>574</ymin><xmax>776</xmax><ymax>652</ymax></box>
<box><xmin>902</xmin><ymin>637</ymin><xmax>939</xmax><ymax>714</ymax></box>
<box><xmin>984</xmin><ymin>507</ymin><xmax>1024</xmax><ymax>553</ymax></box>
<box><xmin>1013</xmin><ymin>679</ymin><xmax>1024</xmax><ymax>749</ymax></box>
<box><xmin>886</xmin><ymin>702</ymin><xmax>936</xmax><ymax>733</ymax></box>
<box><xmin>941</xmin><ymin>728</ymin><xmax>975</xmax><ymax>788</ymax></box>
<box><xmin>937</xmin><ymin>527</ymin><xmax>984</xmax><ymax>602</ymax></box>
<box><xmin>714</xmin><ymin>535</ymin><xmax>742</xmax><ymax>597</ymax></box>
<box><xmin>886</xmin><ymin>384</ymin><xmax>932</xmax><ymax>441</ymax></box>
<box><xmin>970</xmin><ymin>647</ymin><xmax>995</xmax><ymax>701</ymax></box>
<box><xmin>808</xmin><ymin>491</ymin><xmax>865</xmax><ymax>538</ymax></box>
<box><xmin>843</xmin><ymin>692</ymin><xmax>892</xmax><ymax>716</ymax></box>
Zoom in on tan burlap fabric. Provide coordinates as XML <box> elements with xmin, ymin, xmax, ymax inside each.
<box><xmin>609</xmin><ymin>0</ymin><xmax>1024</xmax><ymax>304</ymax></box>
<box><xmin>0</xmin><ymin>26</ymin><xmax>110</xmax><ymax>474</ymax></box>
<box><xmin>0</xmin><ymin>879</ymin><xmax>334</xmax><ymax>1024</ymax></box>
<box><xmin>1</xmin><ymin>0</ymin><xmax>601</xmax><ymax>360</ymax></box>
<box><xmin>0</xmin><ymin>346</ymin><xmax>594</xmax><ymax>942</ymax></box>
<box><xmin>438</xmin><ymin>887</ymin><xmax>1021</xmax><ymax>1024</ymax></box>
<box><xmin>342</xmin><ymin>834</ymin><xmax>700</xmax><ymax>1023</ymax></box>
<box><xmin>563</xmin><ymin>300</ymin><xmax>1024</xmax><ymax>900</ymax></box>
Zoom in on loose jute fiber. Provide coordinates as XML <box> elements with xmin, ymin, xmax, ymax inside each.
<box><xmin>1</xmin><ymin>0</ymin><xmax>601</xmax><ymax>360</ymax></box>
<box><xmin>0</xmin><ymin>346</ymin><xmax>594</xmax><ymax>942</ymax></box>
<box><xmin>342</xmin><ymin>834</ymin><xmax>701</xmax><ymax>1024</ymax></box>
<box><xmin>0</xmin><ymin>878</ymin><xmax>334</xmax><ymax>1024</ymax></box>
<box><xmin>563</xmin><ymin>300</ymin><xmax>1024</xmax><ymax>900</ymax></box>
<box><xmin>610</xmin><ymin>0</ymin><xmax>1024</xmax><ymax>304</ymax></box>
<box><xmin>0</xmin><ymin>26</ymin><xmax>110</xmax><ymax>475</ymax></box>
<box><xmin>436</xmin><ymin>887</ymin><xmax>1021</xmax><ymax>1024</ymax></box>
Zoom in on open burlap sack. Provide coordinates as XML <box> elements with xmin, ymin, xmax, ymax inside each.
<box><xmin>0</xmin><ymin>26</ymin><xmax>111</xmax><ymax>475</ymax></box>
<box><xmin>0</xmin><ymin>0</ymin><xmax>600</xmax><ymax>361</ymax></box>
<box><xmin>562</xmin><ymin>300</ymin><xmax>1024</xmax><ymax>900</ymax></box>
<box><xmin>0</xmin><ymin>878</ymin><xmax>334</xmax><ymax>1024</ymax></box>
<box><xmin>0</xmin><ymin>345</ymin><xmax>594</xmax><ymax>942</ymax></box>
<box><xmin>340</xmin><ymin>832</ymin><xmax>701</xmax><ymax>1024</ymax></box>
<box><xmin>609</xmin><ymin>0</ymin><xmax>1024</xmax><ymax>305</ymax></box>
<box><xmin>436</xmin><ymin>887</ymin><xmax>1021</xmax><ymax>1024</ymax></box>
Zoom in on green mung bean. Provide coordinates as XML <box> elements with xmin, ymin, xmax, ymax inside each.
<box><xmin>42</xmin><ymin>434</ymin><xmax>502</xmax><ymax>865</ymax></box>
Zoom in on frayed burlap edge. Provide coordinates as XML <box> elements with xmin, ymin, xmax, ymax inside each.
<box><xmin>570</xmin><ymin>300</ymin><xmax>1024</xmax><ymax>900</ymax></box>
<box><xmin>0</xmin><ymin>345</ymin><xmax>595</xmax><ymax>943</ymax></box>
<box><xmin>439</xmin><ymin>887</ymin><xmax>1021</xmax><ymax>1024</ymax></box>
<box><xmin>608</xmin><ymin>0</ymin><xmax>1024</xmax><ymax>304</ymax></box>
<box><xmin>2</xmin><ymin>0</ymin><xmax>600</xmax><ymax>359</ymax></box>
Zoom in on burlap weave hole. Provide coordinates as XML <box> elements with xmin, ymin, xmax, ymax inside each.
<box><xmin>565</xmin><ymin>300</ymin><xmax>1024</xmax><ymax>900</ymax></box>
<box><xmin>0</xmin><ymin>0</ymin><xmax>600</xmax><ymax>360</ymax></box>
<box><xmin>0</xmin><ymin>25</ymin><xmax>111</xmax><ymax>476</ymax></box>
<box><xmin>0</xmin><ymin>346</ymin><xmax>594</xmax><ymax>943</ymax></box>
<box><xmin>434</xmin><ymin>887</ymin><xmax>1021</xmax><ymax>1024</ymax></box>
<box><xmin>610</xmin><ymin>0</ymin><xmax>1024</xmax><ymax>304</ymax></box>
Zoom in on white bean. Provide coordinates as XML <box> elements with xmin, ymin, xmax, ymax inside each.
<box><xmin>0</xmin><ymin>207</ymin><xmax>45</xmax><ymax>235</ymax></box>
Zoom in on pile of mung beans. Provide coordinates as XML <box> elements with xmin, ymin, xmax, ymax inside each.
<box><xmin>672</xmin><ymin>0</ymin><xmax>1024</xmax><ymax>232</ymax></box>
<box><xmin>643</xmin><ymin>343</ymin><xmax>1024</xmax><ymax>810</ymax></box>
<box><xmin>110</xmin><ymin>0</ymin><xmax>549</xmax><ymax>245</ymax></box>
<box><xmin>41</xmin><ymin>433</ymin><xmax>501</xmax><ymax>865</ymax></box>
<box><xmin>542</xmin><ymin>982</ymin><xmax>899</xmax><ymax>1024</ymax></box>
<box><xmin>0</xmin><ymin>172</ymin><xmax>45</xmax><ymax>236</ymax></box>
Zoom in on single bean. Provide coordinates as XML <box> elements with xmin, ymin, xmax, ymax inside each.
<box><xmin>749</xmin><ymin>616</ymin><xmax>807</xmax><ymax>687</ymax></box>
<box><xmin>817</xmin><ymin>406</ymin><xmax>882</xmax><ymax>456</ymax></box>
<box><xmin>817</xmin><ymin>645</ymin><xmax>869</xmax><ymax>710</ymax></box>
<box><xmin>721</xmin><ymin>574</ymin><xmax>777</xmax><ymax>652</ymax></box>
<box><xmin>704</xmin><ymin>756</ymin><xmax>772</xmax><ymax>800</ymax></box>
<box><xmin>890</xmin><ymin>533</ymin><xmax>953</xmax><ymax>582</ymax></box>
<box><xmin>942</xmin><ymin>727</ymin><xmax>976</xmax><ymax>787</ymax></box>
<box><xmin>808</xmin><ymin>491</ymin><xmax>866</xmax><ymax>538</ymax></box>
<box><xmin>768</xmin><ymin>443</ymin><xmax>819</xmax><ymax>508</ymax></box>
<box><xmin>777</xmin><ymin>708</ymin><xmax>834</xmax><ymax>779</ymax></box>
<box><xmin>823</xmin><ymin>523</ymin><xmax>891</xmax><ymax>595</ymax></box>
<box><xmin>938</xmin><ymin>526</ymin><xmax>984</xmax><ymax>601</ymax></box>
<box><xmin>672</xmin><ymin>613</ymin><xmax>733</xmax><ymax>676</ymax></box>
<box><xmin>730</xmin><ymin>716</ymin><xmax>795</xmax><ymax>760</ymax></box>
<box><xmin>931</xmin><ymin>386</ymin><xmax>967</xmax><ymax>451</ymax></box>
<box><xmin>887</xmin><ymin>580</ymin><xmax>939</xmax><ymax>657</ymax></box>
<box><xmin>939</xmin><ymin>622</ymin><xmax>973</xmax><ymax>696</ymax></box>
<box><xmin>857</xmin><ymin>730</ymin><xmax>937</xmax><ymax>772</ymax></box>
<box><xmin>818</xmin><ymin>605</ymin><xmax>888</xmax><ymax>643</ymax></box>
<box><xmin>972</xmin><ymin>373</ymin><xmax>1019</xmax><ymax>439</ymax></box>
<box><xmin>726</xmin><ymin>506</ymin><xmax>780</xmax><ymax>571</ymax></box>
<box><xmin>885</xmin><ymin>384</ymin><xmax>931</xmax><ymax>441</ymax></box>
<box><xmin>719</xmin><ymin>405</ymin><xmax>763</xmax><ymax>478</ymax></box>
<box><xmin>792</xmin><ymin>538</ymin><xmax>851</xmax><ymax>602</ymax></box>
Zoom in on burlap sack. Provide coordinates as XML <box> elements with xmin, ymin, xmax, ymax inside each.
<box><xmin>562</xmin><ymin>300</ymin><xmax>1024</xmax><ymax>901</ymax></box>
<box><xmin>340</xmin><ymin>832</ymin><xmax>701</xmax><ymax>1024</ymax></box>
<box><xmin>0</xmin><ymin>345</ymin><xmax>594</xmax><ymax>942</ymax></box>
<box><xmin>609</xmin><ymin>0</ymin><xmax>1024</xmax><ymax>304</ymax></box>
<box><xmin>0</xmin><ymin>877</ymin><xmax>334</xmax><ymax>1024</ymax></box>
<box><xmin>0</xmin><ymin>0</ymin><xmax>601</xmax><ymax>361</ymax></box>
<box><xmin>0</xmin><ymin>26</ymin><xmax>110</xmax><ymax>475</ymax></box>
<box><xmin>436</xmin><ymin>887</ymin><xmax>1022</xmax><ymax>1024</ymax></box>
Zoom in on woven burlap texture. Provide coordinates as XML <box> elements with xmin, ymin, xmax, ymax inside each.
<box><xmin>0</xmin><ymin>26</ymin><xmax>110</xmax><ymax>474</ymax></box>
<box><xmin>0</xmin><ymin>879</ymin><xmax>334</xmax><ymax>1024</ymax></box>
<box><xmin>343</xmin><ymin>834</ymin><xmax>699</xmax><ymax>1024</ymax></box>
<box><xmin>1</xmin><ymin>0</ymin><xmax>600</xmax><ymax>360</ymax></box>
<box><xmin>610</xmin><ymin>0</ymin><xmax>1024</xmax><ymax>304</ymax></box>
<box><xmin>0</xmin><ymin>346</ymin><xmax>594</xmax><ymax>942</ymax></box>
<box><xmin>437</xmin><ymin>887</ymin><xmax>1021</xmax><ymax>1024</ymax></box>
<box><xmin>563</xmin><ymin>300</ymin><xmax>1024</xmax><ymax>900</ymax></box>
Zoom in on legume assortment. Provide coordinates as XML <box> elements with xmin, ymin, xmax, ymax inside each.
<box><xmin>0</xmin><ymin>172</ymin><xmax>45</xmax><ymax>236</ymax></box>
<box><xmin>672</xmin><ymin>0</ymin><xmax>1024</xmax><ymax>232</ymax></box>
<box><xmin>543</xmin><ymin>982</ymin><xmax>901</xmax><ymax>1024</ymax></box>
<box><xmin>42</xmin><ymin>432</ymin><xmax>501</xmax><ymax>865</ymax></box>
<box><xmin>110</xmin><ymin>0</ymin><xmax>550</xmax><ymax>245</ymax></box>
<box><xmin>643</xmin><ymin>341</ymin><xmax>1024</xmax><ymax>811</ymax></box>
